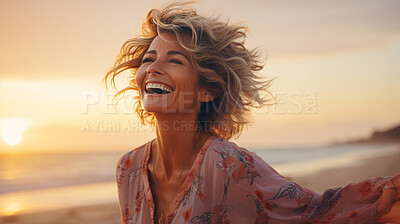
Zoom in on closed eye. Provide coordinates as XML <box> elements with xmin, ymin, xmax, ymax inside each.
<box><xmin>142</xmin><ymin>57</ymin><xmax>154</xmax><ymax>64</ymax></box>
<box><xmin>169</xmin><ymin>58</ymin><xmax>183</xmax><ymax>65</ymax></box>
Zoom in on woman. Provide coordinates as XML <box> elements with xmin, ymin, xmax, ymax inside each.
<box><xmin>105</xmin><ymin>2</ymin><xmax>400</xmax><ymax>224</ymax></box>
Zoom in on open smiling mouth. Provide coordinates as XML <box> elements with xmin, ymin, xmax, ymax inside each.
<box><xmin>145</xmin><ymin>82</ymin><xmax>174</xmax><ymax>94</ymax></box>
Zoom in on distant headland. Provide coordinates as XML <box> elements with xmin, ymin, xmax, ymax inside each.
<box><xmin>332</xmin><ymin>124</ymin><xmax>400</xmax><ymax>145</ymax></box>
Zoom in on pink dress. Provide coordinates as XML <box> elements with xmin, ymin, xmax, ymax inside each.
<box><xmin>116</xmin><ymin>135</ymin><xmax>392</xmax><ymax>224</ymax></box>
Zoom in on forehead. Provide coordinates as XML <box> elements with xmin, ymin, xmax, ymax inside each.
<box><xmin>148</xmin><ymin>33</ymin><xmax>190</xmax><ymax>54</ymax></box>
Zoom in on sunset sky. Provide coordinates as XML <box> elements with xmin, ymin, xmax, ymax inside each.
<box><xmin>1</xmin><ymin>0</ymin><xmax>399</xmax><ymax>153</ymax></box>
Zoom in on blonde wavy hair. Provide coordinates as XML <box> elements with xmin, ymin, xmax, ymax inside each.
<box><xmin>104</xmin><ymin>2</ymin><xmax>275</xmax><ymax>139</ymax></box>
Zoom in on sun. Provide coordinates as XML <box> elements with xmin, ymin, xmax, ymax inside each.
<box><xmin>1</xmin><ymin>118</ymin><xmax>30</xmax><ymax>145</ymax></box>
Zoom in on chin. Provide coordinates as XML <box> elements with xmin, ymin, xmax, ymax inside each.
<box><xmin>143</xmin><ymin>102</ymin><xmax>201</xmax><ymax>115</ymax></box>
<box><xmin>142</xmin><ymin>98</ymin><xmax>178</xmax><ymax>114</ymax></box>
<box><xmin>141</xmin><ymin>93</ymin><xmax>197</xmax><ymax>114</ymax></box>
<box><xmin>143</xmin><ymin>104</ymin><xmax>174</xmax><ymax>113</ymax></box>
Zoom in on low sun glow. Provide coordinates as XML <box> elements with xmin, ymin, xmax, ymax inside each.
<box><xmin>1</xmin><ymin>118</ymin><xmax>30</xmax><ymax>146</ymax></box>
<box><xmin>1</xmin><ymin>201</ymin><xmax>21</xmax><ymax>216</ymax></box>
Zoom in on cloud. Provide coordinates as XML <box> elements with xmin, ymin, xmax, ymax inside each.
<box><xmin>205</xmin><ymin>0</ymin><xmax>400</xmax><ymax>59</ymax></box>
<box><xmin>1</xmin><ymin>0</ymin><xmax>399</xmax><ymax>79</ymax></box>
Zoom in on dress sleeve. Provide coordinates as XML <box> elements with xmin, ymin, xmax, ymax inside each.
<box><xmin>213</xmin><ymin>140</ymin><xmax>393</xmax><ymax>224</ymax></box>
<box><xmin>116</xmin><ymin>150</ymin><xmax>132</xmax><ymax>224</ymax></box>
<box><xmin>243</xmin><ymin>152</ymin><xmax>391</xmax><ymax>223</ymax></box>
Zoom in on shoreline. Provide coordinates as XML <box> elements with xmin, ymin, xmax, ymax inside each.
<box><xmin>272</xmin><ymin>144</ymin><xmax>400</xmax><ymax>178</ymax></box>
<box><xmin>0</xmin><ymin>202</ymin><xmax>120</xmax><ymax>224</ymax></box>
<box><xmin>287</xmin><ymin>147</ymin><xmax>400</xmax><ymax>193</ymax></box>
<box><xmin>0</xmin><ymin>182</ymin><xmax>118</xmax><ymax>216</ymax></box>
<box><xmin>1</xmin><ymin>148</ymin><xmax>400</xmax><ymax>223</ymax></box>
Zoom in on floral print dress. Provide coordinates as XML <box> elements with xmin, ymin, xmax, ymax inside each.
<box><xmin>116</xmin><ymin>136</ymin><xmax>394</xmax><ymax>224</ymax></box>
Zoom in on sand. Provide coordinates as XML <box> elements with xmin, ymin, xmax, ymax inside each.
<box><xmin>289</xmin><ymin>148</ymin><xmax>400</xmax><ymax>193</ymax></box>
<box><xmin>1</xmin><ymin>149</ymin><xmax>400</xmax><ymax>224</ymax></box>
<box><xmin>0</xmin><ymin>203</ymin><xmax>120</xmax><ymax>224</ymax></box>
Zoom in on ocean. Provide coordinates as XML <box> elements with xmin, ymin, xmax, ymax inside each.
<box><xmin>0</xmin><ymin>143</ymin><xmax>399</xmax><ymax>215</ymax></box>
<box><xmin>0</xmin><ymin>152</ymin><xmax>122</xmax><ymax>194</ymax></box>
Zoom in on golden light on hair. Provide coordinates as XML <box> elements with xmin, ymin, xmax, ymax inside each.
<box><xmin>104</xmin><ymin>2</ymin><xmax>275</xmax><ymax>140</ymax></box>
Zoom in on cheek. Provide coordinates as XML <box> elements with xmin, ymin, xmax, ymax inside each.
<box><xmin>176</xmin><ymin>75</ymin><xmax>201</xmax><ymax>104</ymax></box>
<box><xmin>175</xmin><ymin>69</ymin><xmax>198</xmax><ymax>89</ymax></box>
<box><xmin>135</xmin><ymin>67</ymin><xmax>146</xmax><ymax>93</ymax></box>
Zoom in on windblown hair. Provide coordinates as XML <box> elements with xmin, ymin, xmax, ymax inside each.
<box><xmin>104</xmin><ymin>2</ymin><xmax>275</xmax><ymax>139</ymax></box>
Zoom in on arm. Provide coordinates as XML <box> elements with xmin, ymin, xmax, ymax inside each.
<box><xmin>376</xmin><ymin>175</ymin><xmax>400</xmax><ymax>223</ymax></box>
<box><xmin>116</xmin><ymin>151</ymin><xmax>134</xmax><ymax>224</ymax></box>
<box><xmin>245</xmin><ymin>150</ymin><xmax>397</xmax><ymax>223</ymax></box>
<box><xmin>213</xmin><ymin>139</ymin><xmax>398</xmax><ymax>223</ymax></box>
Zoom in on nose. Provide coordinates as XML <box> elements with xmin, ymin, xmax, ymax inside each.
<box><xmin>146</xmin><ymin>60</ymin><xmax>163</xmax><ymax>75</ymax></box>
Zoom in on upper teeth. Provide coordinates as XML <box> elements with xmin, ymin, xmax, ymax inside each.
<box><xmin>145</xmin><ymin>82</ymin><xmax>173</xmax><ymax>93</ymax></box>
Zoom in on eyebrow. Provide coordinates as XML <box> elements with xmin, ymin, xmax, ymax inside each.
<box><xmin>145</xmin><ymin>50</ymin><xmax>190</xmax><ymax>61</ymax></box>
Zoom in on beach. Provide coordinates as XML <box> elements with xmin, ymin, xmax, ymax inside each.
<box><xmin>275</xmin><ymin>146</ymin><xmax>400</xmax><ymax>193</ymax></box>
<box><xmin>1</xmin><ymin>147</ymin><xmax>399</xmax><ymax>224</ymax></box>
<box><xmin>0</xmin><ymin>203</ymin><xmax>120</xmax><ymax>224</ymax></box>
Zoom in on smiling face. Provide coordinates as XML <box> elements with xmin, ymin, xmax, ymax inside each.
<box><xmin>135</xmin><ymin>33</ymin><xmax>204</xmax><ymax>115</ymax></box>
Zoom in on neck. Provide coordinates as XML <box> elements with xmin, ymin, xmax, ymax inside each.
<box><xmin>152</xmin><ymin>113</ymin><xmax>202</xmax><ymax>180</ymax></box>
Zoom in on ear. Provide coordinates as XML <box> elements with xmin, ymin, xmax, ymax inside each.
<box><xmin>199</xmin><ymin>87</ymin><xmax>218</xmax><ymax>102</ymax></box>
